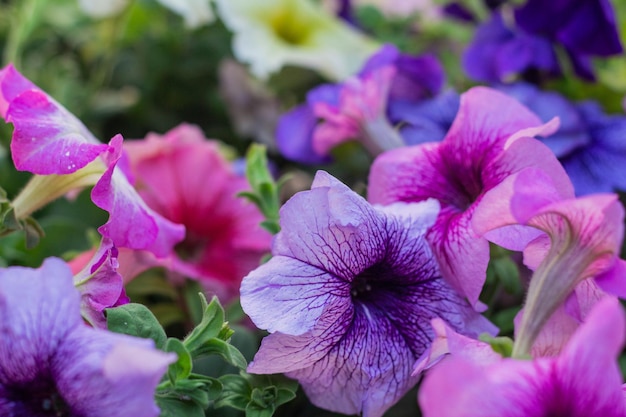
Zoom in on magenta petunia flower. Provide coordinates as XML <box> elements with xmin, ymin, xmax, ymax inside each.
<box><xmin>123</xmin><ymin>124</ymin><xmax>272</xmax><ymax>299</ymax></box>
<box><xmin>71</xmin><ymin>237</ymin><xmax>129</xmax><ymax>329</ymax></box>
<box><xmin>240</xmin><ymin>171</ymin><xmax>495</xmax><ymax>417</ymax></box>
<box><xmin>419</xmin><ymin>297</ymin><xmax>626</xmax><ymax>417</ymax></box>
<box><xmin>0</xmin><ymin>64</ymin><xmax>185</xmax><ymax>257</ymax></box>
<box><xmin>0</xmin><ymin>257</ymin><xmax>175</xmax><ymax>416</ymax></box>
<box><xmin>368</xmin><ymin>86</ymin><xmax>571</xmax><ymax>307</ymax></box>
<box><xmin>474</xmin><ymin>168</ymin><xmax>626</xmax><ymax>356</ymax></box>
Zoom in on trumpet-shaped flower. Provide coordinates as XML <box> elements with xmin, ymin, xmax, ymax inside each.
<box><xmin>0</xmin><ymin>64</ymin><xmax>185</xmax><ymax>257</ymax></box>
<box><xmin>124</xmin><ymin>124</ymin><xmax>272</xmax><ymax>299</ymax></box>
<box><xmin>474</xmin><ymin>168</ymin><xmax>626</xmax><ymax>356</ymax></box>
<box><xmin>419</xmin><ymin>297</ymin><xmax>626</xmax><ymax>417</ymax></box>
<box><xmin>368</xmin><ymin>87</ymin><xmax>571</xmax><ymax>307</ymax></box>
<box><xmin>0</xmin><ymin>258</ymin><xmax>175</xmax><ymax>416</ymax></box>
<box><xmin>214</xmin><ymin>0</ymin><xmax>378</xmax><ymax>80</ymax></box>
<box><xmin>240</xmin><ymin>171</ymin><xmax>495</xmax><ymax>417</ymax></box>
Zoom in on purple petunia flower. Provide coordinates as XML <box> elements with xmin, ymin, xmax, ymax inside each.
<box><xmin>368</xmin><ymin>87</ymin><xmax>572</xmax><ymax>307</ymax></box>
<box><xmin>499</xmin><ymin>82</ymin><xmax>626</xmax><ymax>195</ymax></box>
<box><xmin>464</xmin><ymin>0</ymin><xmax>623</xmax><ymax>82</ymax></box>
<box><xmin>419</xmin><ymin>297</ymin><xmax>626</xmax><ymax>417</ymax></box>
<box><xmin>0</xmin><ymin>257</ymin><xmax>175</xmax><ymax>416</ymax></box>
<box><xmin>0</xmin><ymin>64</ymin><xmax>185</xmax><ymax>257</ymax></box>
<box><xmin>240</xmin><ymin>171</ymin><xmax>495</xmax><ymax>417</ymax></box>
<box><xmin>275</xmin><ymin>44</ymin><xmax>447</xmax><ymax>162</ymax></box>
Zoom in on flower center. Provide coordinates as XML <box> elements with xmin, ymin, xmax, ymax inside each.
<box><xmin>269</xmin><ymin>5</ymin><xmax>315</xmax><ymax>45</ymax></box>
<box><xmin>350</xmin><ymin>263</ymin><xmax>388</xmax><ymax>302</ymax></box>
<box><xmin>7</xmin><ymin>379</ymin><xmax>72</xmax><ymax>416</ymax></box>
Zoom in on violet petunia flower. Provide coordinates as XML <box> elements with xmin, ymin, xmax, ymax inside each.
<box><xmin>0</xmin><ymin>64</ymin><xmax>185</xmax><ymax>257</ymax></box>
<box><xmin>123</xmin><ymin>124</ymin><xmax>272</xmax><ymax>300</ymax></box>
<box><xmin>368</xmin><ymin>86</ymin><xmax>571</xmax><ymax>307</ymax></box>
<box><xmin>499</xmin><ymin>82</ymin><xmax>626</xmax><ymax>195</ymax></box>
<box><xmin>419</xmin><ymin>297</ymin><xmax>626</xmax><ymax>417</ymax></box>
<box><xmin>0</xmin><ymin>257</ymin><xmax>175</xmax><ymax>416</ymax></box>
<box><xmin>464</xmin><ymin>0</ymin><xmax>623</xmax><ymax>82</ymax></box>
<box><xmin>276</xmin><ymin>44</ymin><xmax>446</xmax><ymax>162</ymax></box>
<box><xmin>240</xmin><ymin>171</ymin><xmax>496</xmax><ymax>417</ymax></box>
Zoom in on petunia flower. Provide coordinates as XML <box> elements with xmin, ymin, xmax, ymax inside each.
<box><xmin>0</xmin><ymin>64</ymin><xmax>185</xmax><ymax>257</ymax></box>
<box><xmin>71</xmin><ymin>237</ymin><xmax>130</xmax><ymax>329</ymax></box>
<box><xmin>473</xmin><ymin>168</ymin><xmax>626</xmax><ymax>356</ymax></box>
<box><xmin>123</xmin><ymin>124</ymin><xmax>272</xmax><ymax>300</ymax></box>
<box><xmin>419</xmin><ymin>297</ymin><xmax>626</xmax><ymax>417</ymax></box>
<box><xmin>463</xmin><ymin>0</ymin><xmax>623</xmax><ymax>82</ymax></box>
<box><xmin>368</xmin><ymin>86</ymin><xmax>571</xmax><ymax>307</ymax></box>
<box><xmin>499</xmin><ymin>82</ymin><xmax>626</xmax><ymax>195</ymax></box>
<box><xmin>214</xmin><ymin>0</ymin><xmax>378</xmax><ymax>81</ymax></box>
<box><xmin>0</xmin><ymin>257</ymin><xmax>175</xmax><ymax>416</ymax></box>
<box><xmin>276</xmin><ymin>44</ymin><xmax>447</xmax><ymax>162</ymax></box>
<box><xmin>240</xmin><ymin>171</ymin><xmax>495</xmax><ymax>417</ymax></box>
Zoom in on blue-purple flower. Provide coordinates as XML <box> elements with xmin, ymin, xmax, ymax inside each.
<box><xmin>0</xmin><ymin>258</ymin><xmax>175</xmax><ymax>416</ymax></box>
<box><xmin>240</xmin><ymin>171</ymin><xmax>495</xmax><ymax>417</ymax></box>
<box><xmin>499</xmin><ymin>82</ymin><xmax>626</xmax><ymax>195</ymax></box>
<box><xmin>464</xmin><ymin>0</ymin><xmax>623</xmax><ymax>82</ymax></box>
<box><xmin>276</xmin><ymin>44</ymin><xmax>448</xmax><ymax>162</ymax></box>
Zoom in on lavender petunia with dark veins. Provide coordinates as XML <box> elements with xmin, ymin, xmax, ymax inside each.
<box><xmin>0</xmin><ymin>258</ymin><xmax>175</xmax><ymax>417</ymax></box>
<box><xmin>240</xmin><ymin>171</ymin><xmax>495</xmax><ymax>417</ymax></box>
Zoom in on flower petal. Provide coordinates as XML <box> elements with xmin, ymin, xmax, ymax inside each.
<box><xmin>92</xmin><ymin>135</ymin><xmax>185</xmax><ymax>257</ymax></box>
<box><xmin>240</xmin><ymin>256</ymin><xmax>349</xmax><ymax>335</ymax></box>
<box><xmin>273</xmin><ymin>170</ymin><xmax>386</xmax><ymax>279</ymax></box>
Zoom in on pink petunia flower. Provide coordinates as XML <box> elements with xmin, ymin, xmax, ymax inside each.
<box><xmin>419</xmin><ymin>297</ymin><xmax>626</xmax><ymax>417</ymax></box>
<box><xmin>368</xmin><ymin>86</ymin><xmax>571</xmax><ymax>307</ymax></box>
<box><xmin>123</xmin><ymin>124</ymin><xmax>272</xmax><ymax>299</ymax></box>
<box><xmin>0</xmin><ymin>64</ymin><xmax>185</xmax><ymax>257</ymax></box>
<box><xmin>474</xmin><ymin>168</ymin><xmax>626</xmax><ymax>356</ymax></box>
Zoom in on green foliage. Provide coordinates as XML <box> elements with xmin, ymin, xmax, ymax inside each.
<box><xmin>239</xmin><ymin>144</ymin><xmax>290</xmax><ymax>235</ymax></box>
<box><xmin>106</xmin><ymin>302</ymin><xmax>168</xmax><ymax>349</ymax></box>
<box><xmin>479</xmin><ymin>334</ymin><xmax>515</xmax><ymax>358</ymax></box>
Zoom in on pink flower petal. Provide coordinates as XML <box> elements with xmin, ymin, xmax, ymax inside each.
<box><xmin>92</xmin><ymin>135</ymin><xmax>185</xmax><ymax>257</ymax></box>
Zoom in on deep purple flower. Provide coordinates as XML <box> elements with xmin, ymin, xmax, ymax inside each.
<box><xmin>464</xmin><ymin>0</ymin><xmax>623</xmax><ymax>82</ymax></box>
<box><xmin>240</xmin><ymin>171</ymin><xmax>495</xmax><ymax>417</ymax></box>
<box><xmin>0</xmin><ymin>258</ymin><xmax>175</xmax><ymax>416</ymax></box>
<box><xmin>499</xmin><ymin>82</ymin><xmax>626</xmax><ymax>195</ymax></box>
<box><xmin>419</xmin><ymin>297</ymin><xmax>626</xmax><ymax>417</ymax></box>
<box><xmin>275</xmin><ymin>44</ymin><xmax>446</xmax><ymax>162</ymax></box>
<box><xmin>369</xmin><ymin>87</ymin><xmax>571</xmax><ymax>307</ymax></box>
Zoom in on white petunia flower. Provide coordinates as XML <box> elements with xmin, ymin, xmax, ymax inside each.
<box><xmin>156</xmin><ymin>0</ymin><xmax>215</xmax><ymax>28</ymax></box>
<box><xmin>214</xmin><ymin>0</ymin><xmax>378</xmax><ymax>81</ymax></box>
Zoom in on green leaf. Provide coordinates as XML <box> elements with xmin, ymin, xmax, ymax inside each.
<box><xmin>156</xmin><ymin>394</ymin><xmax>205</xmax><ymax>417</ymax></box>
<box><xmin>106</xmin><ymin>303</ymin><xmax>167</xmax><ymax>349</ymax></box>
<box><xmin>215</xmin><ymin>374</ymin><xmax>253</xmax><ymax>411</ymax></box>
<box><xmin>184</xmin><ymin>294</ymin><xmax>225</xmax><ymax>354</ymax></box>
<box><xmin>194</xmin><ymin>338</ymin><xmax>247</xmax><ymax>370</ymax></box>
<box><xmin>188</xmin><ymin>374</ymin><xmax>223</xmax><ymax>401</ymax></box>
<box><xmin>493</xmin><ymin>256</ymin><xmax>521</xmax><ymax>295</ymax></box>
<box><xmin>479</xmin><ymin>334</ymin><xmax>514</xmax><ymax>358</ymax></box>
<box><xmin>165</xmin><ymin>338</ymin><xmax>192</xmax><ymax>383</ymax></box>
